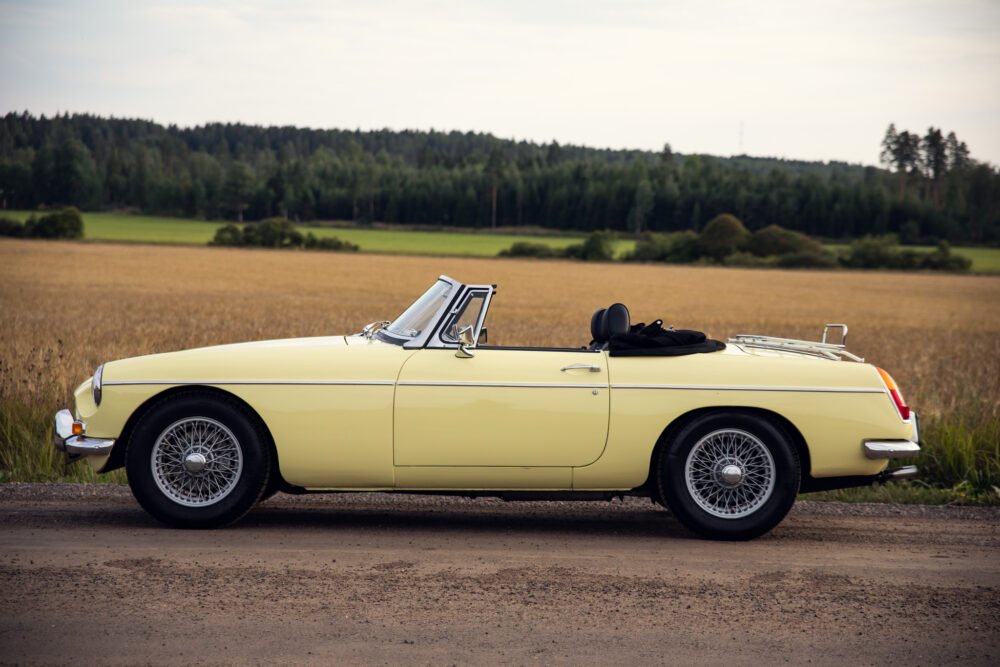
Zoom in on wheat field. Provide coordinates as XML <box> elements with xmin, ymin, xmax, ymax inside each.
<box><xmin>2</xmin><ymin>238</ymin><xmax>998</xmax><ymax>497</ymax></box>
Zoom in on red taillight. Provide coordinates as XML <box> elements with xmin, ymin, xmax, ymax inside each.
<box><xmin>876</xmin><ymin>368</ymin><xmax>910</xmax><ymax>420</ymax></box>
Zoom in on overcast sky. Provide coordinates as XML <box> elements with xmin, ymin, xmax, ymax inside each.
<box><xmin>1</xmin><ymin>0</ymin><xmax>998</xmax><ymax>166</ymax></box>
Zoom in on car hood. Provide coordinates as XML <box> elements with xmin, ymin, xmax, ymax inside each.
<box><xmin>101</xmin><ymin>335</ymin><xmax>387</xmax><ymax>384</ymax></box>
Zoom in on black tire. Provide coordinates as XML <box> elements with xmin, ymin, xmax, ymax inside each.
<box><xmin>125</xmin><ymin>392</ymin><xmax>271</xmax><ymax>528</ymax></box>
<box><xmin>657</xmin><ymin>411</ymin><xmax>800</xmax><ymax>540</ymax></box>
<box><xmin>259</xmin><ymin>467</ymin><xmax>284</xmax><ymax>502</ymax></box>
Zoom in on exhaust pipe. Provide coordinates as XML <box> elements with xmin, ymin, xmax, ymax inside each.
<box><xmin>878</xmin><ymin>465</ymin><xmax>919</xmax><ymax>483</ymax></box>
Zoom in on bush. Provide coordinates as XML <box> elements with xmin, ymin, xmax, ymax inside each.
<box><xmin>210</xmin><ymin>219</ymin><xmax>358</xmax><ymax>252</ymax></box>
<box><xmin>920</xmin><ymin>241</ymin><xmax>971</xmax><ymax>272</ymax></box>
<box><xmin>698</xmin><ymin>214</ymin><xmax>750</xmax><ymax>262</ymax></box>
<box><xmin>209</xmin><ymin>224</ymin><xmax>243</xmax><ymax>246</ymax></box>
<box><xmin>2</xmin><ymin>208</ymin><xmax>85</xmax><ymax>240</ymax></box>
<box><xmin>774</xmin><ymin>249</ymin><xmax>839</xmax><ymax>269</ymax></box>
<box><xmin>841</xmin><ymin>235</ymin><xmax>970</xmax><ymax>272</ymax></box>
<box><xmin>628</xmin><ymin>231</ymin><xmax>700</xmax><ymax>263</ymax></box>
<box><xmin>840</xmin><ymin>235</ymin><xmax>899</xmax><ymax>269</ymax></box>
<box><xmin>0</xmin><ymin>217</ymin><xmax>23</xmax><ymax>237</ymax></box>
<box><xmin>722</xmin><ymin>251</ymin><xmax>773</xmax><ymax>268</ymax></box>
<box><xmin>749</xmin><ymin>224</ymin><xmax>821</xmax><ymax>257</ymax></box>
<box><xmin>565</xmin><ymin>231</ymin><xmax>615</xmax><ymax>262</ymax></box>
<box><xmin>243</xmin><ymin>218</ymin><xmax>303</xmax><ymax>248</ymax></box>
<box><xmin>29</xmin><ymin>207</ymin><xmax>84</xmax><ymax>239</ymax></box>
<box><xmin>303</xmin><ymin>233</ymin><xmax>359</xmax><ymax>252</ymax></box>
<box><xmin>498</xmin><ymin>241</ymin><xmax>558</xmax><ymax>258</ymax></box>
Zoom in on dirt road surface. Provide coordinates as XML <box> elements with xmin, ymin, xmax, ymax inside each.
<box><xmin>1</xmin><ymin>484</ymin><xmax>997</xmax><ymax>666</ymax></box>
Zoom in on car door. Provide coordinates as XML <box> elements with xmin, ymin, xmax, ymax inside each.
<box><xmin>394</xmin><ymin>347</ymin><xmax>610</xmax><ymax>467</ymax></box>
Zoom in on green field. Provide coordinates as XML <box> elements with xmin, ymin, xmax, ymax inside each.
<box><xmin>4</xmin><ymin>210</ymin><xmax>628</xmax><ymax>257</ymax></box>
<box><xmin>6</xmin><ymin>210</ymin><xmax>1000</xmax><ymax>271</ymax></box>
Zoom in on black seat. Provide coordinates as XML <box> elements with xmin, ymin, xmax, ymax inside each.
<box><xmin>588</xmin><ymin>308</ymin><xmax>607</xmax><ymax>348</ymax></box>
<box><xmin>589</xmin><ymin>303</ymin><xmax>630</xmax><ymax>349</ymax></box>
<box><xmin>603</xmin><ymin>303</ymin><xmax>631</xmax><ymax>340</ymax></box>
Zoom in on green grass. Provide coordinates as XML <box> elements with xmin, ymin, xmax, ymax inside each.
<box><xmin>4</xmin><ymin>210</ymin><xmax>999</xmax><ymax>270</ymax></box>
<box><xmin>3</xmin><ymin>210</ymin><xmax>637</xmax><ymax>258</ymax></box>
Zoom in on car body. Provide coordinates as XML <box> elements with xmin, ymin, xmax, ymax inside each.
<box><xmin>54</xmin><ymin>275</ymin><xmax>921</xmax><ymax>539</ymax></box>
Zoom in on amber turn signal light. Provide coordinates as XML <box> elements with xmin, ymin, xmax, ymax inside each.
<box><xmin>876</xmin><ymin>367</ymin><xmax>911</xmax><ymax>421</ymax></box>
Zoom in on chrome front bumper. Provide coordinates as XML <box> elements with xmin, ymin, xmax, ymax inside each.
<box><xmin>53</xmin><ymin>409</ymin><xmax>115</xmax><ymax>456</ymax></box>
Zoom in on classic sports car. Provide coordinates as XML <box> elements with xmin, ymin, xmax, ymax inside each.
<box><xmin>54</xmin><ymin>275</ymin><xmax>921</xmax><ymax>540</ymax></box>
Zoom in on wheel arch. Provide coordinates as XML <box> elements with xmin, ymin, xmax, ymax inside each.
<box><xmin>101</xmin><ymin>385</ymin><xmax>282</xmax><ymax>482</ymax></box>
<box><xmin>643</xmin><ymin>406</ymin><xmax>811</xmax><ymax>502</ymax></box>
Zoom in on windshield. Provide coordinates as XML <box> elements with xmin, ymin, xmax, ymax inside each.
<box><xmin>384</xmin><ymin>279</ymin><xmax>454</xmax><ymax>339</ymax></box>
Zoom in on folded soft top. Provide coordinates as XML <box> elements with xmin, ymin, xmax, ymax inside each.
<box><xmin>608</xmin><ymin>319</ymin><xmax>726</xmax><ymax>357</ymax></box>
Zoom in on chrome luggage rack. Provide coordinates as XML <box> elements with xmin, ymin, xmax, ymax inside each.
<box><xmin>729</xmin><ymin>323</ymin><xmax>864</xmax><ymax>362</ymax></box>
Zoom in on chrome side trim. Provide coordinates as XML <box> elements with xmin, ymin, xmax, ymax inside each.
<box><xmin>397</xmin><ymin>381</ymin><xmax>607</xmax><ymax>389</ymax></box>
<box><xmin>611</xmin><ymin>384</ymin><xmax>883</xmax><ymax>393</ymax></box>
<box><xmin>863</xmin><ymin>440</ymin><xmax>921</xmax><ymax>460</ymax></box>
<box><xmin>103</xmin><ymin>379</ymin><xmax>395</xmax><ymax>386</ymax></box>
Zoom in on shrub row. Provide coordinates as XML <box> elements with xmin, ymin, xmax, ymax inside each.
<box><xmin>627</xmin><ymin>215</ymin><xmax>840</xmax><ymax>268</ymax></box>
<box><xmin>210</xmin><ymin>218</ymin><xmax>359</xmax><ymax>252</ymax></box>
<box><xmin>499</xmin><ymin>231</ymin><xmax>616</xmax><ymax>262</ymax></box>
<box><xmin>498</xmin><ymin>213</ymin><xmax>970</xmax><ymax>272</ymax></box>
<box><xmin>0</xmin><ymin>207</ymin><xmax>84</xmax><ymax>240</ymax></box>
<box><xmin>841</xmin><ymin>236</ymin><xmax>971</xmax><ymax>271</ymax></box>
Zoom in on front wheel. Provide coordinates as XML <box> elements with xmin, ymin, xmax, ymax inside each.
<box><xmin>658</xmin><ymin>411</ymin><xmax>800</xmax><ymax>540</ymax></box>
<box><xmin>126</xmin><ymin>392</ymin><xmax>270</xmax><ymax>528</ymax></box>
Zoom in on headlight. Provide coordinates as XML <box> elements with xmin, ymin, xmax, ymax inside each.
<box><xmin>93</xmin><ymin>363</ymin><xmax>104</xmax><ymax>406</ymax></box>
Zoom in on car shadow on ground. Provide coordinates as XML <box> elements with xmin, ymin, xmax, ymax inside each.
<box><xmin>16</xmin><ymin>497</ymin><xmax>701</xmax><ymax>540</ymax></box>
<box><xmin>243</xmin><ymin>500</ymin><xmax>696</xmax><ymax>540</ymax></box>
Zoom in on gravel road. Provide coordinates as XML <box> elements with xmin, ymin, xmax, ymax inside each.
<box><xmin>1</xmin><ymin>484</ymin><xmax>998</xmax><ymax>665</ymax></box>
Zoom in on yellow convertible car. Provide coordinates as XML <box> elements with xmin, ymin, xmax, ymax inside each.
<box><xmin>54</xmin><ymin>275</ymin><xmax>921</xmax><ymax>540</ymax></box>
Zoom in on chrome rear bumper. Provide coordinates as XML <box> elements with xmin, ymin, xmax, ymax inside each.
<box><xmin>863</xmin><ymin>412</ymin><xmax>921</xmax><ymax>460</ymax></box>
<box><xmin>863</xmin><ymin>440</ymin><xmax>921</xmax><ymax>459</ymax></box>
<box><xmin>53</xmin><ymin>409</ymin><xmax>115</xmax><ymax>456</ymax></box>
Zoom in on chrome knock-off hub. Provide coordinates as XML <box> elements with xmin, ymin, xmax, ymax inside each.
<box><xmin>719</xmin><ymin>464</ymin><xmax>744</xmax><ymax>486</ymax></box>
<box><xmin>183</xmin><ymin>452</ymin><xmax>207</xmax><ymax>473</ymax></box>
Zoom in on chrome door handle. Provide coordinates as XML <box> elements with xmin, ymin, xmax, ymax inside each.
<box><xmin>560</xmin><ymin>364</ymin><xmax>601</xmax><ymax>372</ymax></box>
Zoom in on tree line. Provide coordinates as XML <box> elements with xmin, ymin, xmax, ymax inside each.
<box><xmin>1</xmin><ymin>112</ymin><xmax>997</xmax><ymax>244</ymax></box>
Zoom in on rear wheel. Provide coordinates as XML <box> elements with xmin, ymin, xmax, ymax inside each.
<box><xmin>126</xmin><ymin>392</ymin><xmax>270</xmax><ymax>528</ymax></box>
<box><xmin>658</xmin><ymin>411</ymin><xmax>799</xmax><ymax>540</ymax></box>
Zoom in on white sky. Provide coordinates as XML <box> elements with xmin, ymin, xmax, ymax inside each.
<box><xmin>1</xmin><ymin>0</ymin><xmax>998</xmax><ymax>166</ymax></box>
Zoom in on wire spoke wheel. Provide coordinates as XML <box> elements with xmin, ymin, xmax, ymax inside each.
<box><xmin>151</xmin><ymin>417</ymin><xmax>244</xmax><ymax>508</ymax></box>
<box><xmin>684</xmin><ymin>428</ymin><xmax>776</xmax><ymax>519</ymax></box>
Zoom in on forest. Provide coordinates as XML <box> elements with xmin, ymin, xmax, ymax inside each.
<box><xmin>0</xmin><ymin>112</ymin><xmax>997</xmax><ymax>244</ymax></box>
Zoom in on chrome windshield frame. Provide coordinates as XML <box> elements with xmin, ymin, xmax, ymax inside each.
<box><xmin>375</xmin><ymin>275</ymin><xmax>464</xmax><ymax>349</ymax></box>
<box><xmin>375</xmin><ymin>275</ymin><xmax>495</xmax><ymax>350</ymax></box>
<box><xmin>426</xmin><ymin>284</ymin><xmax>494</xmax><ymax>350</ymax></box>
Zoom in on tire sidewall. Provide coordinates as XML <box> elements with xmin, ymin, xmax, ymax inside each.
<box><xmin>126</xmin><ymin>393</ymin><xmax>269</xmax><ymax>528</ymax></box>
<box><xmin>659</xmin><ymin>412</ymin><xmax>800</xmax><ymax>540</ymax></box>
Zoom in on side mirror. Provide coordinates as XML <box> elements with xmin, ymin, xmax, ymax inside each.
<box><xmin>456</xmin><ymin>324</ymin><xmax>476</xmax><ymax>358</ymax></box>
<box><xmin>477</xmin><ymin>328</ymin><xmax>488</xmax><ymax>345</ymax></box>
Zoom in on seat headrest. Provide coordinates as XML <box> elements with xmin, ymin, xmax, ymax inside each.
<box><xmin>590</xmin><ymin>308</ymin><xmax>608</xmax><ymax>343</ymax></box>
<box><xmin>603</xmin><ymin>303</ymin><xmax>630</xmax><ymax>339</ymax></box>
